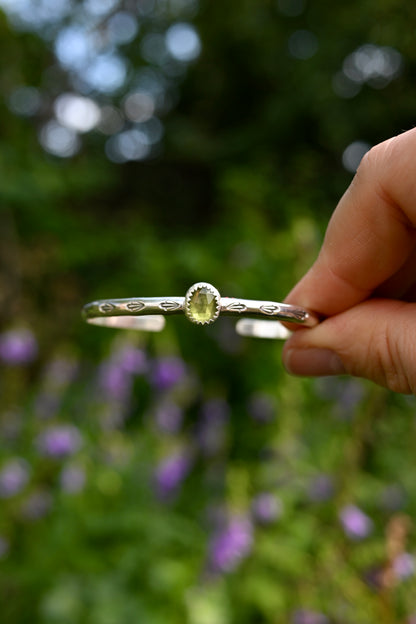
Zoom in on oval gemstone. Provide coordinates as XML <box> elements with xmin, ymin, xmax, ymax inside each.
<box><xmin>189</xmin><ymin>286</ymin><xmax>217</xmax><ymax>323</ymax></box>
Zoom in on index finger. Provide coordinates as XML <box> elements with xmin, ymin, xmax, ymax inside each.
<box><xmin>285</xmin><ymin>128</ymin><xmax>416</xmax><ymax>316</ymax></box>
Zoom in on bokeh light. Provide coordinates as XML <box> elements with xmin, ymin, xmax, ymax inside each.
<box><xmin>343</xmin><ymin>44</ymin><xmax>402</xmax><ymax>87</ymax></box>
<box><xmin>141</xmin><ymin>116</ymin><xmax>164</xmax><ymax>143</ymax></box>
<box><xmin>105</xmin><ymin>128</ymin><xmax>152</xmax><ymax>163</ymax></box>
<box><xmin>0</xmin><ymin>0</ymin><xmax>71</xmax><ymax>29</ymax></box>
<box><xmin>0</xmin><ymin>0</ymin><xmax>202</xmax><ymax>160</ymax></box>
<box><xmin>342</xmin><ymin>140</ymin><xmax>371</xmax><ymax>173</ymax></box>
<box><xmin>136</xmin><ymin>0</ymin><xmax>156</xmax><ymax>17</ymax></box>
<box><xmin>97</xmin><ymin>105</ymin><xmax>124</xmax><ymax>135</ymax></box>
<box><xmin>123</xmin><ymin>92</ymin><xmax>155</xmax><ymax>123</ymax></box>
<box><xmin>141</xmin><ymin>32</ymin><xmax>168</xmax><ymax>65</ymax></box>
<box><xmin>84</xmin><ymin>0</ymin><xmax>119</xmax><ymax>17</ymax></box>
<box><xmin>107</xmin><ymin>11</ymin><xmax>139</xmax><ymax>45</ymax></box>
<box><xmin>8</xmin><ymin>86</ymin><xmax>41</xmax><ymax>116</ymax></box>
<box><xmin>133</xmin><ymin>68</ymin><xmax>168</xmax><ymax>108</ymax></box>
<box><xmin>54</xmin><ymin>93</ymin><xmax>101</xmax><ymax>133</ymax></box>
<box><xmin>54</xmin><ymin>26</ymin><xmax>92</xmax><ymax>70</ymax></box>
<box><xmin>39</xmin><ymin>120</ymin><xmax>80</xmax><ymax>157</ymax></box>
<box><xmin>332</xmin><ymin>72</ymin><xmax>361</xmax><ymax>99</ymax></box>
<box><xmin>288</xmin><ymin>29</ymin><xmax>318</xmax><ymax>60</ymax></box>
<box><xmin>165</xmin><ymin>22</ymin><xmax>201</xmax><ymax>62</ymax></box>
<box><xmin>79</xmin><ymin>53</ymin><xmax>127</xmax><ymax>93</ymax></box>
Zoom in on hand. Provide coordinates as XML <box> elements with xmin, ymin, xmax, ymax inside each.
<box><xmin>282</xmin><ymin>127</ymin><xmax>416</xmax><ymax>394</ymax></box>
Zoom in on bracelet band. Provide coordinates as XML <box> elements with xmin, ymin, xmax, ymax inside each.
<box><xmin>82</xmin><ymin>282</ymin><xmax>319</xmax><ymax>339</ymax></box>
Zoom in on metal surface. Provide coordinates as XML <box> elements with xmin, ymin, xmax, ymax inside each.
<box><xmin>82</xmin><ymin>283</ymin><xmax>319</xmax><ymax>339</ymax></box>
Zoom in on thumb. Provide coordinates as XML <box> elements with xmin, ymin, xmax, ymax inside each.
<box><xmin>282</xmin><ymin>299</ymin><xmax>416</xmax><ymax>394</ymax></box>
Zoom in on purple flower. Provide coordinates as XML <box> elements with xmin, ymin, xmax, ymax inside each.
<box><xmin>292</xmin><ymin>610</ymin><xmax>329</xmax><ymax>624</ymax></box>
<box><xmin>44</xmin><ymin>356</ymin><xmax>79</xmax><ymax>389</ymax></box>
<box><xmin>339</xmin><ymin>504</ymin><xmax>373</xmax><ymax>540</ymax></box>
<box><xmin>252</xmin><ymin>493</ymin><xmax>282</xmax><ymax>524</ymax></box>
<box><xmin>60</xmin><ymin>465</ymin><xmax>86</xmax><ymax>493</ymax></box>
<box><xmin>394</xmin><ymin>553</ymin><xmax>415</xmax><ymax>580</ymax></box>
<box><xmin>315</xmin><ymin>377</ymin><xmax>365</xmax><ymax>420</ymax></box>
<box><xmin>34</xmin><ymin>392</ymin><xmax>61</xmax><ymax>419</ymax></box>
<box><xmin>198</xmin><ymin>426</ymin><xmax>227</xmax><ymax>457</ymax></box>
<box><xmin>20</xmin><ymin>490</ymin><xmax>52</xmax><ymax>520</ymax></box>
<box><xmin>36</xmin><ymin>424</ymin><xmax>82</xmax><ymax>458</ymax></box>
<box><xmin>151</xmin><ymin>356</ymin><xmax>187</xmax><ymax>391</ymax></box>
<box><xmin>336</xmin><ymin>379</ymin><xmax>365</xmax><ymax>413</ymax></box>
<box><xmin>209</xmin><ymin>515</ymin><xmax>253</xmax><ymax>573</ymax></box>
<box><xmin>0</xmin><ymin>328</ymin><xmax>37</xmax><ymax>365</ymax></box>
<box><xmin>0</xmin><ymin>458</ymin><xmax>30</xmax><ymax>498</ymax></box>
<box><xmin>155</xmin><ymin>451</ymin><xmax>192</xmax><ymax>499</ymax></box>
<box><xmin>247</xmin><ymin>392</ymin><xmax>277</xmax><ymax>423</ymax></box>
<box><xmin>200</xmin><ymin>398</ymin><xmax>230</xmax><ymax>422</ymax></box>
<box><xmin>98</xmin><ymin>361</ymin><xmax>132</xmax><ymax>402</ymax></box>
<box><xmin>154</xmin><ymin>401</ymin><xmax>184</xmax><ymax>434</ymax></box>
<box><xmin>117</xmin><ymin>345</ymin><xmax>148</xmax><ymax>375</ymax></box>
<box><xmin>307</xmin><ymin>474</ymin><xmax>335</xmax><ymax>503</ymax></box>
<box><xmin>196</xmin><ymin>398</ymin><xmax>229</xmax><ymax>456</ymax></box>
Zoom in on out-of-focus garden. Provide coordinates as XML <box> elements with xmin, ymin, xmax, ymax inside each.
<box><xmin>1</xmin><ymin>1</ymin><xmax>416</xmax><ymax>622</ymax></box>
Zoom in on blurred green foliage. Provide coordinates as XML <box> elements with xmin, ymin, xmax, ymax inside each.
<box><xmin>1</xmin><ymin>1</ymin><xmax>416</xmax><ymax>622</ymax></box>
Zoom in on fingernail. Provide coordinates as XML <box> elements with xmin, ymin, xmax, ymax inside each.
<box><xmin>284</xmin><ymin>348</ymin><xmax>346</xmax><ymax>377</ymax></box>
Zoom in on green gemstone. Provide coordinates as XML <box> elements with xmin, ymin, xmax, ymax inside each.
<box><xmin>189</xmin><ymin>286</ymin><xmax>217</xmax><ymax>323</ymax></box>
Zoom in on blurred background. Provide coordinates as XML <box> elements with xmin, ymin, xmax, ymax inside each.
<box><xmin>1</xmin><ymin>1</ymin><xmax>416</xmax><ymax>622</ymax></box>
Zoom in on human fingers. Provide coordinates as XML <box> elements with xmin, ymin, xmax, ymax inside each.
<box><xmin>374</xmin><ymin>244</ymin><xmax>416</xmax><ymax>301</ymax></box>
<box><xmin>285</xmin><ymin>128</ymin><xmax>416</xmax><ymax>317</ymax></box>
<box><xmin>282</xmin><ymin>298</ymin><xmax>416</xmax><ymax>394</ymax></box>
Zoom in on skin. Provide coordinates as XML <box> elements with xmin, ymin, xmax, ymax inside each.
<box><xmin>282</xmin><ymin>127</ymin><xmax>416</xmax><ymax>394</ymax></box>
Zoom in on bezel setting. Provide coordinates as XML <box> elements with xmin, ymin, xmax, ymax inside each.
<box><xmin>184</xmin><ymin>282</ymin><xmax>221</xmax><ymax>325</ymax></box>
